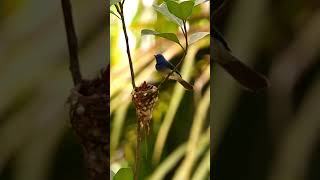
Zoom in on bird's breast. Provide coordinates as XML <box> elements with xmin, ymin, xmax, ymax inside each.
<box><xmin>158</xmin><ymin>69</ymin><xmax>180</xmax><ymax>80</ymax></box>
<box><xmin>157</xmin><ymin>67</ymin><xmax>172</xmax><ymax>74</ymax></box>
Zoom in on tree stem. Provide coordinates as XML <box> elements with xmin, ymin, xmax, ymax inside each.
<box><xmin>116</xmin><ymin>4</ymin><xmax>136</xmax><ymax>89</ymax></box>
<box><xmin>61</xmin><ymin>0</ymin><xmax>82</xmax><ymax>85</ymax></box>
<box><xmin>115</xmin><ymin>2</ymin><xmax>139</xmax><ymax>178</ymax></box>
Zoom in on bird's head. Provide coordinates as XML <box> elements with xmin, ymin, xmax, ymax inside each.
<box><xmin>154</xmin><ymin>54</ymin><xmax>165</xmax><ymax>63</ymax></box>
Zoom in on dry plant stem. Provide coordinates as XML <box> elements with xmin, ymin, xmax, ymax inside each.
<box><xmin>158</xmin><ymin>20</ymin><xmax>189</xmax><ymax>89</ymax></box>
<box><xmin>115</xmin><ymin>3</ymin><xmax>136</xmax><ymax>89</ymax></box>
<box><xmin>61</xmin><ymin>0</ymin><xmax>82</xmax><ymax>85</ymax></box>
<box><xmin>135</xmin><ymin>124</ymin><xmax>141</xmax><ymax>180</ymax></box>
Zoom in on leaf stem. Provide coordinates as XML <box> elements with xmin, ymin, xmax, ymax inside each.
<box><xmin>111</xmin><ymin>11</ymin><xmax>121</xmax><ymax>20</ymax></box>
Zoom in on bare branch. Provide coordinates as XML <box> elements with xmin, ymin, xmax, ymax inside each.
<box><xmin>116</xmin><ymin>3</ymin><xmax>136</xmax><ymax>89</ymax></box>
<box><xmin>61</xmin><ymin>0</ymin><xmax>82</xmax><ymax>85</ymax></box>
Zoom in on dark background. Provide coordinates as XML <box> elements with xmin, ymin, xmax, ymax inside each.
<box><xmin>212</xmin><ymin>0</ymin><xmax>320</xmax><ymax>180</ymax></box>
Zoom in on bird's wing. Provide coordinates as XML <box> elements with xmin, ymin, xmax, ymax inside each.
<box><xmin>163</xmin><ymin>59</ymin><xmax>176</xmax><ymax>70</ymax></box>
<box><xmin>162</xmin><ymin>60</ymin><xmax>182</xmax><ymax>76</ymax></box>
<box><xmin>157</xmin><ymin>57</ymin><xmax>183</xmax><ymax>77</ymax></box>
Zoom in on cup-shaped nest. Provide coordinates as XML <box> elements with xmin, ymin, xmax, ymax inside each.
<box><xmin>68</xmin><ymin>67</ymin><xmax>109</xmax><ymax>180</ymax></box>
<box><xmin>132</xmin><ymin>82</ymin><xmax>159</xmax><ymax>135</ymax></box>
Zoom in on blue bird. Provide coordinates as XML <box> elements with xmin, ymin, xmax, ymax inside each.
<box><xmin>154</xmin><ymin>54</ymin><xmax>193</xmax><ymax>91</ymax></box>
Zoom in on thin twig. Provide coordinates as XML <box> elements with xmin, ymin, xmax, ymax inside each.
<box><xmin>158</xmin><ymin>20</ymin><xmax>189</xmax><ymax>89</ymax></box>
<box><xmin>61</xmin><ymin>0</ymin><xmax>82</xmax><ymax>85</ymax></box>
<box><xmin>116</xmin><ymin>3</ymin><xmax>136</xmax><ymax>89</ymax></box>
<box><xmin>111</xmin><ymin>11</ymin><xmax>121</xmax><ymax>20</ymax></box>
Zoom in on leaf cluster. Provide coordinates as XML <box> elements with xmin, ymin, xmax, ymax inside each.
<box><xmin>141</xmin><ymin>0</ymin><xmax>210</xmax><ymax>48</ymax></box>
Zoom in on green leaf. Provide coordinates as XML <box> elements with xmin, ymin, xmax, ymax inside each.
<box><xmin>110</xmin><ymin>0</ymin><xmax>121</xmax><ymax>6</ymax></box>
<box><xmin>189</xmin><ymin>32</ymin><xmax>210</xmax><ymax>45</ymax></box>
<box><xmin>165</xmin><ymin>0</ymin><xmax>195</xmax><ymax>20</ymax></box>
<box><xmin>153</xmin><ymin>3</ymin><xmax>183</xmax><ymax>27</ymax></box>
<box><xmin>141</xmin><ymin>29</ymin><xmax>183</xmax><ymax>48</ymax></box>
<box><xmin>195</xmin><ymin>0</ymin><xmax>209</xmax><ymax>6</ymax></box>
<box><xmin>114</xmin><ymin>168</ymin><xmax>134</xmax><ymax>180</ymax></box>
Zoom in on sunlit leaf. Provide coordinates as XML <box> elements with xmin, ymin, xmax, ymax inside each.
<box><xmin>141</xmin><ymin>29</ymin><xmax>183</xmax><ymax>48</ymax></box>
<box><xmin>189</xmin><ymin>32</ymin><xmax>210</xmax><ymax>45</ymax></box>
<box><xmin>114</xmin><ymin>168</ymin><xmax>134</xmax><ymax>180</ymax></box>
<box><xmin>110</xmin><ymin>0</ymin><xmax>121</xmax><ymax>6</ymax></box>
<box><xmin>195</xmin><ymin>0</ymin><xmax>209</xmax><ymax>6</ymax></box>
<box><xmin>165</xmin><ymin>0</ymin><xmax>195</xmax><ymax>20</ymax></box>
<box><xmin>153</xmin><ymin>3</ymin><xmax>183</xmax><ymax>27</ymax></box>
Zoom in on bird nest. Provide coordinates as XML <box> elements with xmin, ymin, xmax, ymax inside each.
<box><xmin>68</xmin><ymin>67</ymin><xmax>109</xmax><ymax>180</ymax></box>
<box><xmin>131</xmin><ymin>82</ymin><xmax>159</xmax><ymax>135</ymax></box>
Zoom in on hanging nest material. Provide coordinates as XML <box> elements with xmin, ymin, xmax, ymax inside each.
<box><xmin>131</xmin><ymin>82</ymin><xmax>159</xmax><ymax>135</ymax></box>
<box><xmin>68</xmin><ymin>66</ymin><xmax>109</xmax><ymax>180</ymax></box>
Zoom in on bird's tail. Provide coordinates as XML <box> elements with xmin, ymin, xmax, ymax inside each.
<box><xmin>219</xmin><ymin>55</ymin><xmax>270</xmax><ymax>91</ymax></box>
<box><xmin>177</xmin><ymin>78</ymin><xmax>193</xmax><ymax>91</ymax></box>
